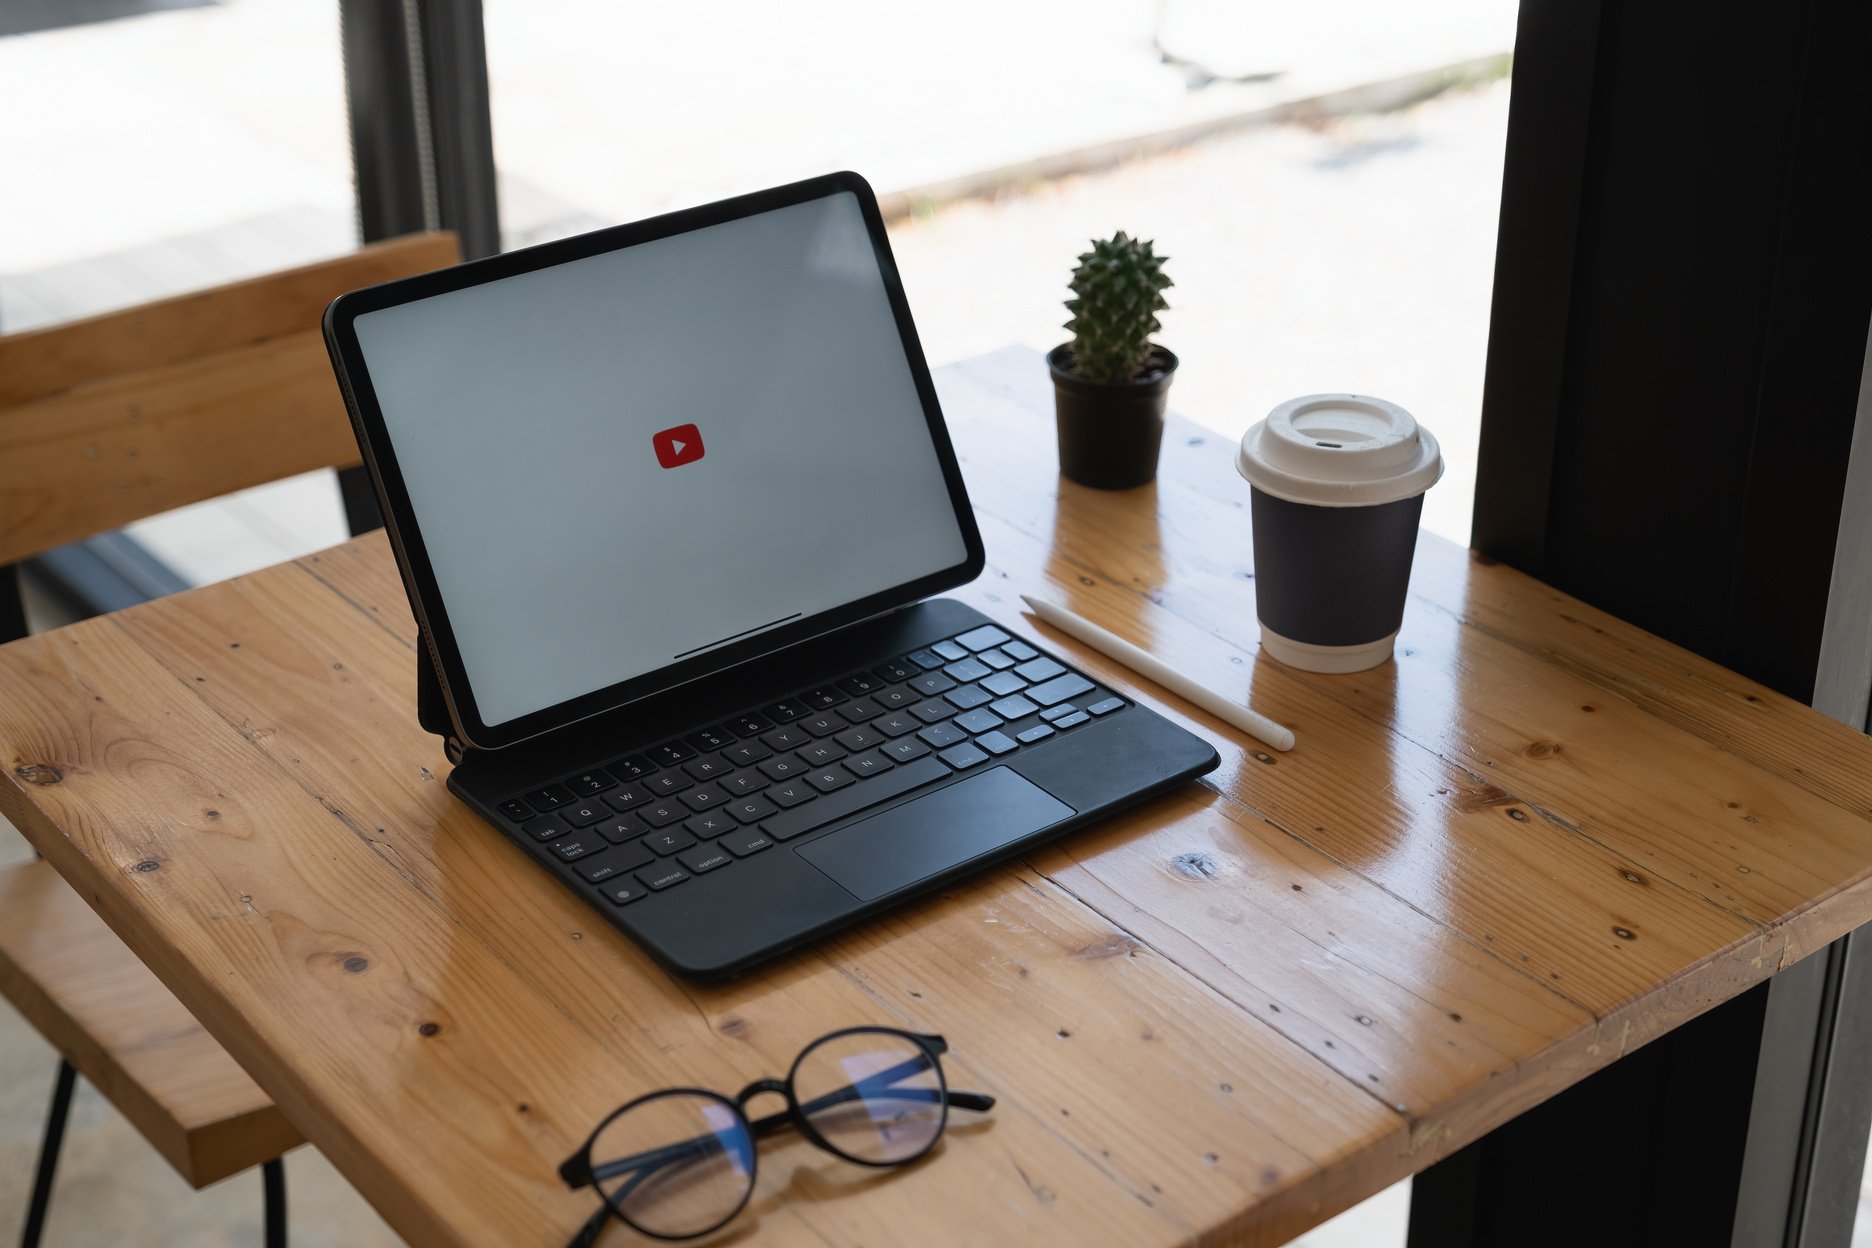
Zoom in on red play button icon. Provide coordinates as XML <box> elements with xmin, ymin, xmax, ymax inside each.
<box><xmin>651</xmin><ymin>423</ymin><xmax>705</xmax><ymax>469</ymax></box>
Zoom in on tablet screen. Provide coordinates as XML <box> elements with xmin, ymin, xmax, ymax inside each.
<box><xmin>348</xmin><ymin>189</ymin><xmax>970</xmax><ymax>730</ymax></box>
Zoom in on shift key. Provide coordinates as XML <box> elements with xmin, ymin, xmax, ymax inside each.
<box><xmin>762</xmin><ymin>756</ymin><xmax>949</xmax><ymax>841</ymax></box>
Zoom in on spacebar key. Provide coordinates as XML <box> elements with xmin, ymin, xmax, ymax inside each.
<box><xmin>762</xmin><ymin>757</ymin><xmax>950</xmax><ymax>841</ymax></box>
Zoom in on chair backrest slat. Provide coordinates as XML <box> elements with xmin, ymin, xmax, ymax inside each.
<box><xmin>0</xmin><ymin>232</ymin><xmax>460</xmax><ymax>567</ymax></box>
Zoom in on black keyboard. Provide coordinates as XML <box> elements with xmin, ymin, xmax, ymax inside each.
<box><xmin>488</xmin><ymin>622</ymin><xmax>1129</xmax><ymax>909</ymax></box>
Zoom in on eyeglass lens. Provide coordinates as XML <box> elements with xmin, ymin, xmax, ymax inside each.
<box><xmin>589</xmin><ymin>1090</ymin><xmax>755</xmax><ymax>1239</ymax></box>
<box><xmin>793</xmin><ymin>1030</ymin><xmax>947</xmax><ymax>1165</ymax></box>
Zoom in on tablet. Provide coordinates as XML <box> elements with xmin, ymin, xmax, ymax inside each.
<box><xmin>323</xmin><ymin>172</ymin><xmax>983</xmax><ymax>750</ymax></box>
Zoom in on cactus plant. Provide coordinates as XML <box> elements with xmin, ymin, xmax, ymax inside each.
<box><xmin>1063</xmin><ymin>231</ymin><xmax>1173</xmax><ymax>386</ymax></box>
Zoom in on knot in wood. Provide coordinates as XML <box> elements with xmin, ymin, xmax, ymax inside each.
<box><xmin>1172</xmin><ymin>851</ymin><xmax>1220</xmax><ymax>880</ymax></box>
<box><xmin>15</xmin><ymin>763</ymin><xmax>63</xmax><ymax>785</ymax></box>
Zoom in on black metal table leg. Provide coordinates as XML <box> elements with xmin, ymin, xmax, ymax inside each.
<box><xmin>20</xmin><ymin>1059</ymin><xmax>77</xmax><ymax>1248</ymax></box>
<box><xmin>262</xmin><ymin>1157</ymin><xmax>287</xmax><ymax>1248</ymax></box>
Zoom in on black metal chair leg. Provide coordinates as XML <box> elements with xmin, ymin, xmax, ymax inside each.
<box><xmin>262</xmin><ymin>1157</ymin><xmax>287</xmax><ymax>1248</ymax></box>
<box><xmin>20</xmin><ymin>1059</ymin><xmax>77</xmax><ymax>1248</ymax></box>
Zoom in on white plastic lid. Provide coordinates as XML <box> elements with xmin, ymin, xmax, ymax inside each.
<box><xmin>1237</xmin><ymin>394</ymin><xmax>1443</xmax><ymax>508</ymax></box>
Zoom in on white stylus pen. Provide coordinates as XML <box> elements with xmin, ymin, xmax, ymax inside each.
<box><xmin>1020</xmin><ymin>595</ymin><xmax>1296</xmax><ymax>753</ymax></box>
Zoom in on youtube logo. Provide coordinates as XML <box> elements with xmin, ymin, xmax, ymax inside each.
<box><xmin>651</xmin><ymin>423</ymin><xmax>705</xmax><ymax>469</ymax></box>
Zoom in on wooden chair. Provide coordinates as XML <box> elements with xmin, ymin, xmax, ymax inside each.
<box><xmin>0</xmin><ymin>231</ymin><xmax>461</xmax><ymax>1247</ymax></box>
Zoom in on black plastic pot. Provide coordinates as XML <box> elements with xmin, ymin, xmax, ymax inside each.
<box><xmin>1047</xmin><ymin>344</ymin><xmax>1179</xmax><ymax>489</ymax></box>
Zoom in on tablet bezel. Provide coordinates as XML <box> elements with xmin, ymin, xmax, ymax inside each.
<box><xmin>323</xmin><ymin>172</ymin><xmax>985</xmax><ymax>751</ymax></box>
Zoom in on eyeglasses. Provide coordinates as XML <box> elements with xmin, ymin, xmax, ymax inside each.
<box><xmin>557</xmin><ymin>1026</ymin><xmax>995</xmax><ymax>1244</ymax></box>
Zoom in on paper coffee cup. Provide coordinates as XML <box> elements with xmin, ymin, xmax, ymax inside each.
<box><xmin>1236</xmin><ymin>395</ymin><xmax>1443</xmax><ymax>673</ymax></box>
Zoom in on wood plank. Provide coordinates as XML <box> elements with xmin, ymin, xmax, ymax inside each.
<box><xmin>0</xmin><ymin>332</ymin><xmax>362</xmax><ymax>564</ymax></box>
<box><xmin>0</xmin><ymin>859</ymin><xmax>302</xmax><ymax>1187</ymax></box>
<box><xmin>0</xmin><ymin>233</ymin><xmax>459</xmax><ymax>407</ymax></box>
<box><xmin>0</xmin><ymin>231</ymin><xmax>462</xmax><ymax>565</ymax></box>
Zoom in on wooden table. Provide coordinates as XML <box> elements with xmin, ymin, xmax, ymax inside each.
<box><xmin>6</xmin><ymin>346</ymin><xmax>1872</xmax><ymax>1247</ymax></box>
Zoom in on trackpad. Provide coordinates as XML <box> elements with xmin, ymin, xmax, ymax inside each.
<box><xmin>797</xmin><ymin>767</ymin><xmax>1074</xmax><ymax>902</ymax></box>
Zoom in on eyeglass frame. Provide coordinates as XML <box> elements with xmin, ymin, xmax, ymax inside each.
<box><xmin>557</xmin><ymin>1026</ymin><xmax>996</xmax><ymax>1245</ymax></box>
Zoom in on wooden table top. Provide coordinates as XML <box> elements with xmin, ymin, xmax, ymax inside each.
<box><xmin>6</xmin><ymin>345</ymin><xmax>1872</xmax><ymax>1247</ymax></box>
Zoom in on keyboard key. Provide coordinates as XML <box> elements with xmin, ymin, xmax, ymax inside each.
<box><xmin>758</xmin><ymin>755</ymin><xmax>809</xmax><ymax>780</ymax></box>
<box><xmin>525</xmin><ymin>784</ymin><xmax>573</xmax><ymax>810</ymax></box>
<box><xmin>761</xmin><ymin>756</ymin><xmax>948</xmax><ymax>840</ymax></box>
<box><xmin>1016</xmin><ymin>724</ymin><xmax>1057</xmax><ymax>744</ymax></box>
<box><xmin>762</xmin><ymin>724</ymin><xmax>812</xmax><ymax>751</ymax></box>
<box><xmin>649</xmin><ymin>772</ymin><xmax>692</xmax><ymax>796</ymax></box>
<box><xmin>875</xmin><ymin>685</ymin><xmax>921</xmax><ymax>710</ymax></box>
<box><xmin>977</xmin><ymin>648</ymin><xmax>1017</xmax><ymax>671</ymax></box>
<box><xmin>678</xmin><ymin>845</ymin><xmax>733</xmax><ymax>874</ymax></box>
<box><xmin>565</xmin><ymin>770</ymin><xmax>617</xmax><ymax>796</ymax></box>
<box><xmin>944</xmin><ymin>685</ymin><xmax>993</xmax><ymax>710</ymax></box>
<box><xmin>881</xmin><ymin>736</ymin><xmax>932</xmax><ymax>763</ymax></box>
<box><xmin>835</xmin><ymin>724</ymin><xmax>886</xmax><ymax>751</ymax></box>
<box><xmin>909</xmin><ymin>671</ymin><xmax>957</xmax><ymax>696</ymax></box>
<box><xmin>606</xmin><ymin>783</ymin><xmax>653</xmax><ymax>811</ymax></box>
<box><xmin>944</xmin><ymin>657</ymin><xmax>991</xmax><ymax>683</ymax></box>
<box><xmin>843</xmin><ymin>750</ymin><xmax>895</xmax><ymax>779</ymax></box>
<box><xmin>918</xmin><ymin>722</ymin><xmax>968</xmax><ymax>748</ymax></box>
<box><xmin>640</xmin><ymin>801</ymin><xmax>688</xmax><ymax>827</ymax></box>
<box><xmin>1087</xmin><ymin>697</ymin><xmax>1126</xmax><ymax>716</ymax></box>
<box><xmin>590</xmin><ymin>839</ymin><xmax>652</xmax><ymax>876</ymax></box>
<box><xmin>874</xmin><ymin>658</ymin><xmax>917</xmax><ymax>681</ymax></box>
<box><xmin>1001</xmin><ymin>640</ymin><xmax>1039</xmax><ymax>662</ymax></box>
<box><xmin>522</xmin><ymin>814</ymin><xmax>570</xmax><ymax>842</ymax></box>
<box><xmin>577</xmin><ymin>851</ymin><xmax>636</xmax><ymax>884</ymax></box>
<box><xmin>932</xmin><ymin>639</ymin><xmax>969</xmax><ymax>661</ymax></box>
<box><xmin>802</xmin><ymin>687</ymin><xmax>846</xmax><ymax>710</ymax></box>
<box><xmin>600</xmin><ymin>879</ymin><xmax>649</xmax><ymax>906</ymax></box>
<box><xmin>723</xmin><ymin>772</ymin><xmax>769</xmax><ymax>796</ymax></box>
<box><xmin>989</xmin><ymin>694</ymin><xmax>1040</xmax><ymax>721</ymax></box>
<box><xmin>636</xmin><ymin>863</ymin><xmax>690</xmax><ymax>891</ymax></box>
<box><xmin>1014</xmin><ymin>657</ymin><xmax>1066</xmax><ymax>683</ymax></box>
<box><xmin>837</xmin><ymin>672</ymin><xmax>886</xmax><ymax>696</ymax></box>
<box><xmin>680</xmin><ymin>785</ymin><xmax>728</xmax><ymax>811</ymax></box>
<box><xmin>723</xmin><ymin>740</ymin><xmax>773</xmax><ymax>766</ymax></box>
<box><xmin>551</xmin><ymin>834</ymin><xmax>604</xmax><ymax>862</ymax></box>
<box><xmin>912</xmin><ymin>699</ymin><xmax>956</xmax><ymax>724</ymax></box>
<box><xmin>649</xmin><ymin>741</ymin><xmax>696</xmax><ymax>766</ymax></box>
<box><xmin>1028</xmin><ymin>673</ymin><xmax>1096</xmax><ymax>707</ymax></box>
<box><xmin>720</xmin><ymin>827</ymin><xmax>774</xmax><ymax>857</ymax></box>
<box><xmin>938</xmin><ymin>742</ymin><xmax>989</xmax><ymax>770</ymax></box>
<box><xmin>766</xmin><ymin>782</ymin><xmax>816</xmax><ymax>808</ymax></box>
<box><xmin>683</xmin><ymin>755</ymin><xmax>733</xmax><ymax>782</ymax></box>
<box><xmin>798</xmin><ymin>740</ymin><xmax>847</xmax><ymax>767</ymax></box>
<box><xmin>807</xmin><ymin>767</ymin><xmax>856</xmax><ymax>793</ymax></box>
<box><xmin>1053</xmin><ymin>710</ymin><xmax>1092</xmax><ymax>729</ymax></box>
<box><xmin>840</xmin><ymin>696</ymin><xmax>884</xmax><ymax>722</ymax></box>
<box><xmin>980</xmin><ymin>671</ymin><xmax>1027</xmax><ymax>698</ymax></box>
<box><xmin>954</xmin><ymin>708</ymin><xmax>1004</xmax><ymax>735</ymax></box>
<box><xmin>976</xmin><ymin>730</ymin><xmax>1019</xmax><ymax>756</ymax></box>
<box><xmin>607</xmin><ymin>754</ymin><xmax>655</xmax><ymax>781</ymax></box>
<box><xmin>595</xmin><ymin>814</ymin><xmax>649</xmax><ymax>844</ymax></box>
<box><xmin>644</xmin><ymin>829</ymin><xmax>697</xmax><ymax>856</ymax></box>
<box><xmin>799</xmin><ymin>713</ymin><xmax>845</xmax><ymax>737</ymax></box>
<box><xmin>875</xmin><ymin>712</ymin><xmax>921</xmax><ymax>737</ymax></box>
<box><xmin>686</xmin><ymin>726</ymin><xmax>736</xmax><ymax>751</ymax></box>
<box><xmin>762</xmin><ymin>698</ymin><xmax>809</xmax><ymax>722</ymax></box>
<box><xmin>561</xmin><ymin>801</ymin><xmax>609</xmax><ymax>828</ymax></box>
<box><xmin>906</xmin><ymin>648</ymin><xmax>945</xmax><ymax>670</ymax></box>
<box><xmin>1040</xmin><ymin>704</ymin><xmax>1080</xmax><ymax>723</ymax></box>
<box><xmin>727</xmin><ymin>795</ymin><xmax>778</xmax><ymax>823</ymax></box>
<box><xmin>728</xmin><ymin>713</ymin><xmax>773</xmax><ymax>736</ymax></box>
<box><xmin>956</xmin><ymin>624</ymin><xmax>1012</xmax><ymax>651</ymax></box>
<box><xmin>684</xmin><ymin>812</ymin><xmax>735</xmax><ymax>840</ymax></box>
<box><xmin>497</xmin><ymin>798</ymin><xmax>534</xmax><ymax>821</ymax></box>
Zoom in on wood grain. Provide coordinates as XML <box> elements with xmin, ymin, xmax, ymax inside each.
<box><xmin>3</xmin><ymin>346</ymin><xmax>1872</xmax><ymax>1246</ymax></box>
<box><xmin>0</xmin><ymin>232</ymin><xmax>460</xmax><ymax>565</ymax></box>
<box><xmin>0</xmin><ymin>860</ymin><xmax>301</xmax><ymax>1186</ymax></box>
